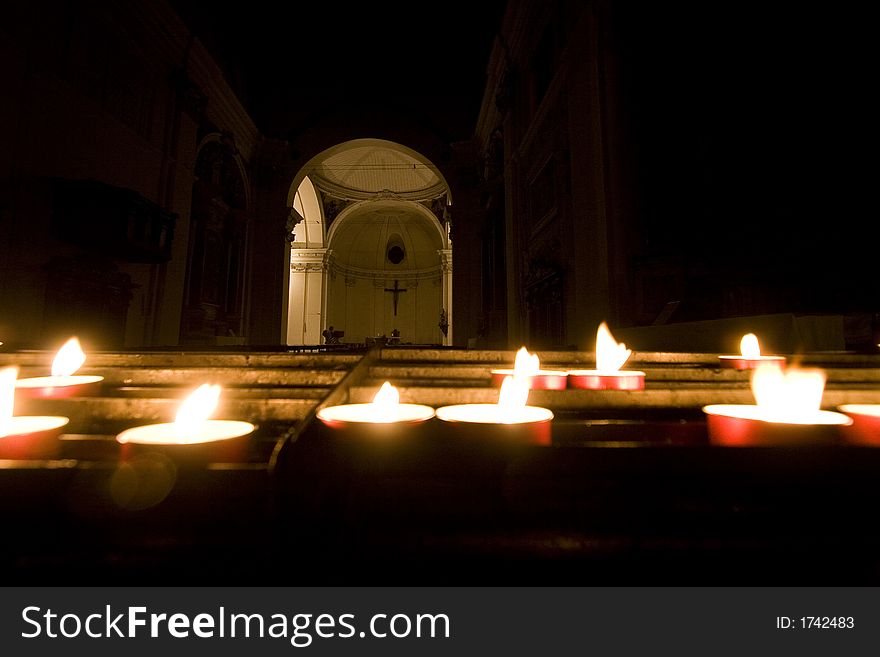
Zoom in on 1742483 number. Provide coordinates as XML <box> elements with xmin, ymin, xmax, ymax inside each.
<box><xmin>776</xmin><ymin>617</ymin><xmax>855</xmax><ymax>629</ymax></box>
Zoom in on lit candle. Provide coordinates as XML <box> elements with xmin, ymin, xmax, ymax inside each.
<box><xmin>15</xmin><ymin>337</ymin><xmax>104</xmax><ymax>399</ymax></box>
<box><xmin>490</xmin><ymin>346</ymin><xmax>568</xmax><ymax>390</ymax></box>
<box><xmin>0</xmin><ymin>366</ymin><xmax>69</xmax><ymax>459</ymax></box>
<box><xmin>116</xmin><ymin>383</ymin><xmax>255</xmax><ymax>462</ymax></box>
<box><xmin>317</xmin><ymin>381</ymin><xmax>435</xmax><ymax>433</ymax></box>
<box><xmin>436</xmin><ymin>374</ymin><xmax>554</xmax><ymax>445</ymax></box>
<box><xmin>703</xmin><ymin>364</ymin><xmax>851</xmax><ymax>446</ymax></box>
<box><xmin>837</xmin><ymin>405</ymin><xmax>880</xmax><ymax>446</ymax></box>
<box><xmin>567</xmin><ymin>322</ymin><xmax>646</xmax><ymax>390</ymax></box>
<box><xmin>718</xmin><ymin>333</ymin><xmax>786</xmax><ymax>370</ymax></box>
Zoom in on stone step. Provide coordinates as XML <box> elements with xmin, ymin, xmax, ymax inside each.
<box><xmin>0</xmin><ymin>350</ymin><xmax>363</xmax><ymax>369</ymax></box>
<box><xmin>111</xmin><ymin>386</ymin><xmax>329</xmax><ymax>399</ymax></box>
<box><xmin>368</xmin><ymin>364</ymin><xmax>880</xmax><ymax>384</ymax></box>
<box><xmin>369</xmin><ymin>361</ymin><xmax>880</xmax><ymax>385</ymax></box>
<box><xmin>348</xmin><ymin>383</ymin><xmax>880</xmax><ymax>411</ymax></box>
<box><xmin>376</xmin><ymin>347</ymin><xmax>880</xmax><ymax>367</ymax></box>
<box><xmin>7</xmin><ymin>367</ymin><xmax>349</xmax><ymax>387</ymax></box>
<box><xmin>375</xmin><ymin>348</ymin><xmax>728</xmax><ymax>365</ymax></box>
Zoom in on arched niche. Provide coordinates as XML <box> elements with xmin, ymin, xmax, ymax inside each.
<box><xmin>181</xmin><ymin>134</ymin><xmax>250</xmax><ymax>345</ymax></box>
<box><xmin>326</xmin><ymin>200</ymin><xmax>449</xmax><ymax>345</ymax></box>
<box><xmin>285</xmin><ymin>138</ymin><xmax>452</xmax><ymax>346</ymax></box>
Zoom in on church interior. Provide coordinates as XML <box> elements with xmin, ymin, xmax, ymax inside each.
<box><xmin>1</xmin><ymin>0</ymin><xmax>879</xmax><ymax>584</ymax></box>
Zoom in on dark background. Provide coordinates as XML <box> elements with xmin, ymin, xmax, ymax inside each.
<box><xmin>168</xmin><ymin>0</ymin><xmax>508</xmax><ymax>143</ymax></box>
<box><xmin>3</xmin><ymin>0</ymin><xmax>872</xmax><ymax>348</ymax></box>
<box><xmin>169</xmin><ymin>0</ymin><xmax>877</xmax><ymax>317</ymax></box>
<box><xmin>617</xmin><ymin>3</ymin><xmax>875</xmax><ymax>318</ymax></box>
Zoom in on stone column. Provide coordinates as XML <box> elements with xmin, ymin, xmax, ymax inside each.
<box><xmin>287</xmin><ymin>248</ymin><xmax>328</xmax><ymax>345</ymax></box>
<box><xmin>439</xmin><ymin>248</ymin><xmax>453</xmax><ymax>345</ymax></box>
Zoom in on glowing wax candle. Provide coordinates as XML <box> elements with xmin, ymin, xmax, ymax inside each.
<box><xmin>116</xmin><ymin>383</ymin><xmax>255</xmax><ymax>462</ymax></box>
<box><xmin>703</xmin><ymin>364</ymin><xmax>851</xmax><ymax>446</ymax></box>
<box><xmin>567</xmin><ymin>323</ymin><xmax>646</xmax><ymax>390</ymax></box>
<box><xmin>15</xmin><ymin>337</ymin><xmax>104</xmax><ymax>399</ymax></box>
<box><xmin>0</xmin><ymin>366</ymin><xmax>69</xmax><ymax>459</ymax></box>
<box><xmin>718</xmin><ymin>333</ymin><xmax>786</xmax><ymax>370</ymax></box>
<box><xmin>837</xmin><ymin>405</ymin><xmax>880</xmax><ymax>446</ymax></box>
<box><xmin>317</xmin><ymin>381</ymin><xmax>435</xmax><ymax>435</ymax></box>
<box><xmin>490</xmin><ymin>346</ymin><xmax>568</xmax><ymax>390</ymax></box>
<box><xmin>436</xmin><ymin>375</ymin><xmax>554</xmax><ymax>445</ymax></box>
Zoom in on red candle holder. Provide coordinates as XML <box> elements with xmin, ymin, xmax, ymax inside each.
<box><xmin>489</xmin><ymin>369</ymin><xmax>569</xmax><ymax>390</ymax></box>
<box><xmin>15</xmin><ymin>375</ymin><xmax>104</xmax><ymax>399</ymax></box>
<box><xmin>0</xmin><ymin>416</ymin><xmax>69</xmax><ymax>459</ymax></box>
<box><xmin>719</xmin><ymin>333</ymin><xmax>785</xmax><ymax>370</ymax></box>
<box><xmin>717</xmin><ymin>355</ymin><xmax>786</xmax><ymax>371</ymax></box>
<box><xmin>703</xmin><ymin>404</ymin><xmax>851</xmax><ymax>447</ymax></box>
<box><xmin>567</xmin><ymin>369</ymin><xmax>646</xmax><ymax>390</ymax></box>
<box><xmin>116</xmin><ymin>420</ymin><xmax>256</xmax><ymax>463</ymax></box>
<box><xmin>837</xmin><ymin>404</ymin><xmax>880</xmax><ymax>446</ymax></box>
<box><xmin>316</xmin><ymin>402</ymin><xmax>435</xmax><ymax>438</ymax></box>
<box><xmin>435</xmin><ymin>404</ymin><xmax>553</xmax><ymax>446</ymax></box>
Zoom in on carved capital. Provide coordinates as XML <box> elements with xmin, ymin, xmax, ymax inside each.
<box><xmin>286</xmin><ymin>207</ymin><xmax>304</xmax><ymax>242</ymax></box>
<box><xmin>291</xmin><ymin>262</ymin><xmax>324</xmax><ymax>273</ymax></box>
<box><xmin>438</xmin><ymin>248</ymin><xmax>453</xmax><ymax>273</ymax></box>
<box><xmin>290</xmin><ymin>247</ymin><xmax>328</xmax><ymax>270</ymax></box>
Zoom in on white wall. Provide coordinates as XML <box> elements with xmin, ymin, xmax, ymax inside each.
<box><xmin>325</xmin><ymin>274</ymin><xmax>442</xmax><ymax>345</ymax></box>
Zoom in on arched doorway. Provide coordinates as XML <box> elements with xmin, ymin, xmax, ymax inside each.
<box><xmin>286</xmin><ymin>139</ymin><xmax>452</xmax><ymax>346</ymax></box>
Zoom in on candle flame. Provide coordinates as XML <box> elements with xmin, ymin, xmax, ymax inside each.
<box><xmin>751</xmin><ymin>363</ymin><xmax>826</xmax><ymax>422</ymax></box>
<box><xmin>371</xmin><ymin>381</ymin><xmax>400</xmax><ymax>422</ymax></box>
<box><xmin>498</xmin><ymin>374</ymin><xmax>530</xmax><ymax>411</ymax></box>
<box><xmin>513</xmin><ymin>346</ymin><xmax>540</xmax><ymax>377</ymax></box>
<box><xmin>596</xmin><ymin>322</ymin><xmax>631</xmax><ymax>372</ymax></box>
<box><xmin>51</xmin><ymin>337</ymin><xmax>86</xmax><ymax>377</ymax></box>
<box><xmin>174</xmin><ymin>384</ymin><xmax>221</xmax><ymax>437</ymax></box>
<box><xmin>740</xmin><ymin>333</ymin><xmax>761</xmax><ymax>359</ymax></box>
<box><xmin>0</xmin><ymin>366</ymin><xmax>18</xmax><ymax>434</ymax></box>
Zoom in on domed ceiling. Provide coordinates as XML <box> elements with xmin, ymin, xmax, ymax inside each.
<box><xmin>308</xmin><ymin>142</ymin><xmax>447</xmax><ymax>201</ymax></box>
<box><xmin>329</xmin><ymin>203</ymin><xmax>443</xmax><ymax>273</ymax></box>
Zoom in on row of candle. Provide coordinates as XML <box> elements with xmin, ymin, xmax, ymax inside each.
<box><xmin>0</xmin><ymin>362</ymin><xmax>256</xmax><ymax>460</ymax></box>
<box><xmin>3</xmin><ymin>323</ymin><xmax>782</xmax><ymax>402</ymax></box>
<box><xmin>317</xmin><ymin>378</ymin><xmax>554</xmax><ymax>445</ymax></box>
<box><xmin>491</xmin><ymin>324</ymin><xmax>647</xmax><ymax>390</ymax></box>
<box><xmin>320</xmin><ymin>357</ymin><xmax>879</xmax><ymax>448</ymax></box>
<box><xmin>490</xmin><ymin>327</ymin><xmax>791</xmax><ymax>392</ymax></box>
<box><xmin>302</xmin><ymin>323</ymin><xmax>880</xmax><ymax>448</ymax></box>
<box><xmin>4</xmin><ymin>329</ymin><xmax>880</xmax><ymax>458</ymax></box>
<box><xmin>319</xmin><ymin>369</ymin><xmax>877</xmax><ymax>449</ymax></box>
